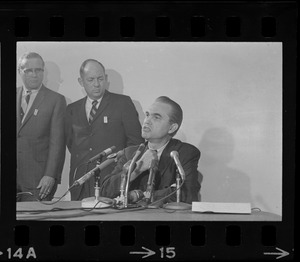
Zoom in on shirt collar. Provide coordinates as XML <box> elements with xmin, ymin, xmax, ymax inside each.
<box><xmin>23</xmin><ymin>84</ymin><xmax>42</xmax><ymax>95</ymax></box>
<box><xmin>87</xmin><ymin>96</ymin><xmax>103</xmax><ymax>105</ymax></box>
<box><xmin>148</xmin><ymin>139</ymin><xmax>171</xmax><ymax>160</ymax></box>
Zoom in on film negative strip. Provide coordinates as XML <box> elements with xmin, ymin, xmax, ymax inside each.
<box><xmin>0</xmin><ymin>1</ymin><xmax>296</xmax><ymax>261</ymax></box>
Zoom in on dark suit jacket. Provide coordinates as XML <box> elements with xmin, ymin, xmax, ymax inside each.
<box><xmin>65</xmin><ymin>90</ymin><xmax>144</xmax><ymax>200</ymax></box>
<box><xmin>100</xmin><ymin>139</ymin><xmax>201</xmax><ymax>204</ymax></box>
<box><xmin>17</xmin><ymin>85</ymin><xmax>66</xmax><ymax>198</ymax></box>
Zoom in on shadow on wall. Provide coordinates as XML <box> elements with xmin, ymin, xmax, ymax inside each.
<box><xmin>43</xmin><ymin>61</ymin><xmax>63</xmax><ymax>93</ymax></box>
<box><xmin>198</xmin><ymin>171</ymin><xmax>203</xmax><ymax>201</ymax></box>
<box><xmin>198</xmin><ymin>127</ymin><xmax>251</xmax><ymax>203</ymax></box>
<box><xmin>106</xmin><ymin>69</ymin><xmax>145</xmax><ymax>124</ymax></box>
<box><xmin>106</xmin><ymin>69</ymin><xmax>124</xmax><ymax>95</ymax></box>
<box><xmin>44</xmin><ymin>61</ymin><xmax>72</xmax><ymax>105</ymax></box>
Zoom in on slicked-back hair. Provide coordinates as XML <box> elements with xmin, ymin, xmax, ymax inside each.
<box><xmin>17</xmin><ymin>52</ymin><xmax>45</xmax><ymax>72</ymax></box>
<box><xmin>155</xmin><ymin>96</ymin><xmax>183</xmax><ymax>137</ymax></box>
<box><xmin>79</xmin><ymin>59</ymin><xmax>105</xmax><ymax>78</ymax></box>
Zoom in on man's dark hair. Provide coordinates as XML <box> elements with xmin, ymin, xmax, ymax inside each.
<box><xmin>155</xmin><ymin>96</ymin><xmax>183</xmax><ymax>137</ymax></box>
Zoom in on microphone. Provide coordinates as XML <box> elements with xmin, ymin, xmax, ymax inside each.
<box><xmin>170</xmin><ymin>151</ymin><xmax>186</xmax><ymax>181</ymax></box>
<box><xmin>131</xmin><ymin>143</ymin><xmax>146</xmax><ymax>164</ymax></box>
<box><xmin>119</xmin><ymin>173</ymin><xmax>127</xmax><ymax>193</ymax></box>
<box><xmin>144</xmin><ymin>158</ymin><xmax>158</xmax><ymax>203</ymax></box>
<box><xmin>74</xmin><ymin>150</ymin><xmax>123</xmax><ymax>186</ymax></box>
<box><xmin>88</xmin><ymin>146</ymin><xmax>116</xmax><ymax>163</ymax></box>
<box><xmin>124</xmin><ymin>143</ymin><xmax>146</xmax><ymax>207</ymax></box>
<box><xmin>126</xmin><ymin>143</ymin><xmax>146</xmax><ymax>180</ymax></box>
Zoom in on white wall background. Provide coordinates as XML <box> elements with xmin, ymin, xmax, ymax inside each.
<box><xmin>17</xmin><ymin>42</ymin><xmax>282</xmax><ymax>216</ymax></box>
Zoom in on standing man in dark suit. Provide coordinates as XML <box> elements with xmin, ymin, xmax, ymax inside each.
<box><xmin>100</xmin><ymin>96</ymin><xmax>201</xmax><ymax>205</ymax></box>
<box><xmin>65</xmin><ymin>59</ymin><xmax>144</xmax><ymax>200</ymax></box>
<box><xmin>17</xmin><ymin>52</ymin><xmax>67</xmax><ymax>201</ymax></box>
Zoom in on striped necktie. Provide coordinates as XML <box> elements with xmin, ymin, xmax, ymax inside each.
<box><xmin>89</xmin><ymin>100</ymin><xmax>98</xmax><ymax>124</ymax></box>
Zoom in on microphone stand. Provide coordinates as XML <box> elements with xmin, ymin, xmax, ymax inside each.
<box><xmin>124</xmin><ymin>159</ymin><xmax>136</xmax><ymax>208</ymax></box>
<box><xmin>113</xmin><ymin>172</ymin><xmax>126</xmax><ymax>209</ymax></box>
<box><xmin>115</xmin><ymin>143</ymin><xmax>145</xmax><ymax>208</ymax></box>
<box><xmin>81</xmin><ymin>157</ymin><xmax>114</xmax><ymax>208</ymax></box>
<box><xmin>163</xmin><ymin>169</ymin><xmax>192</xmax><ymax>210</ymax></box>
<box><xmin>140</xmin><ymin>159</ymin><xmax>157</xmax><ymax>208</ymax></box>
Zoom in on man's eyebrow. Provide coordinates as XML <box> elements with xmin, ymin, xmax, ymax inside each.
<box><xmin>153</xmin><ymin>112</ymin><xmax>162</xmax><ymax>118</ymax></box>
<box><xmin>145</xmin><ymin>111</ymin><xmax>162</xmax><ymax>117</ymax></box>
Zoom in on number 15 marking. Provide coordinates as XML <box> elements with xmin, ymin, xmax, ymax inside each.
<box><xmin>159</xmin><ymin>247</ymin><xmax>176</xmax><ymax>259</ymax></box>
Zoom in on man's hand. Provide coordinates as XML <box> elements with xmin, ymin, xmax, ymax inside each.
<box><xmin>37</xmin><ymin>176</ymin><xmax>56</xmax><ymax>200</ymax></box>
<box><xmin>130</xmin><ymin>149</ymin><xmax>158</xmax><ymax>181</ymax></box>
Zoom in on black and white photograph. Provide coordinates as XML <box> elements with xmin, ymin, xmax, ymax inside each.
<box><xmin>16</xmin><ymin>41</ymin><xmax>282</xmax><ymax>221</ymax></box>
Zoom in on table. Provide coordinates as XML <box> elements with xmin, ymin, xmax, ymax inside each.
<box><xmin>16</xmin><ymin>201</ymin><xmax>282</xmax><ymax>221</ymax></box>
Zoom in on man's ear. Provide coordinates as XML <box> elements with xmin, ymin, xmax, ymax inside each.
<box><xmin>168</xmin><ymin>123</ymin><xmax>179</xmax><ymax>135</ymax></box>
<box><xmin>78</xmin><ymin>77</ymin><xmax>83</xmax><ymax>87</ymax></box>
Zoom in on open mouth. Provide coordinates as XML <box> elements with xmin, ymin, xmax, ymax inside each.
<box><xmin>142</xmin><ymin>126</ymin><xmax>151</xmax><ymax>132</ymax></box>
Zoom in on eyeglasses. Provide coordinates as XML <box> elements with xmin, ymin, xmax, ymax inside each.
<box><xmin>21</xmin><ymin>68</ymin><xmax>44</xmax><ymax>75</ymax></box>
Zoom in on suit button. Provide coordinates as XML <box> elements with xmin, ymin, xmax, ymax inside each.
<box><xmin>89</xmin><ymin>148</ymin><xmax>93</xmax><ymax>151</ymax></box>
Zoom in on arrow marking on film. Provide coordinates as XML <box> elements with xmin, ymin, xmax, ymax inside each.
<box><xmin>130</xmin><ymin>246</ymin><xmax>156</xmax><ymax>259</ymax></box>
<box><xmin>264</xmin><ymin>247</ymin><xmax>289</xmax><ymax>259</ymax></box>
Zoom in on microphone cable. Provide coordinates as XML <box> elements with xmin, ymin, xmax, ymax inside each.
<box><xmin>17</xmin><ymin>176</ymin><xmax>185</xmax><ymax>213</ymax></box>
<box><xmin>16</xmin><ymin>183</ymin><xmax>77</xmax><ymax>205</ymax></box>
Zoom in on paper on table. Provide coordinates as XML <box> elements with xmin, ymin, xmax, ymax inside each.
<box><xmin>192</xmin><ymin>202</ymin><xmax>251</xmax><ymax>214</ymax></box>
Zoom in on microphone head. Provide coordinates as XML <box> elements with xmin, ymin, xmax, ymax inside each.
<box><xmin>137</xmin><ymin>143</ymin><xmax>146</xmax><ymax>152</ymax></box>
<box><xmin>170</xmin><ymin>151</ymin><xmax>179</xmax><ymax>158</ymax></box>
<box><xmin>133</xmin><ymin>143</ymin><xmax>146</xmax><ymax>159</ymax></box>
<box><xmin>107</xmin><ymin>150</ymin><xmax>124</xmax><ymax>162</ymax></box>
<box><xmin>105</xmin><ymin>145</ymin><xmax>116</xmax><ymax>155</ymax></box>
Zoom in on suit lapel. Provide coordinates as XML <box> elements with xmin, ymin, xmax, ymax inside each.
<box><xmin>158</xmin><ymin>139</ymin><xmax>179</xmax><ymax>178</ymax></box>
<box><xmin>78</xmin><ymin>97</ymin><xmax>89</xmax><ymax>126</ymax></box>
<box><xmin>16</xmin><ymin>87</ymin><xmax>23</xmax><ymax>131</ymax></box>
<box><xmin>20</xmin><ymin>85</ymin><xmax>47</xmax><ymax>129</ymax></box>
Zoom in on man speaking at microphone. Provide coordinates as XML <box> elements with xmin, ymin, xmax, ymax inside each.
<box><xmin>100</xmin><ymin>96</ymin><xmax>201</xmax><ymax>205</ymax></box>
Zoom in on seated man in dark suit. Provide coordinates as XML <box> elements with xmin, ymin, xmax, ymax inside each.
<box><xmin>100</xmin><ymin>96</ymin><xmax>201</xmax><ymax>206</ymax></box>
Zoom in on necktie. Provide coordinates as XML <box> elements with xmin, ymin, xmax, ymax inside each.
<box><xmin>25</xmin><ymin>91</ymin><xmax>31</xmax><ymax>104</ymax></box>
<box><xmin>89</xmin><ymin>100</ymin><xmax>98</xmax><ymax>124</ymax></box>
<box><xmin>20</xmin><ymin>91</ymin><xmax>32</xmax><ymax>120</ymax></box>
<box><xmin>149</xmin><ymin>148</ymin><xmax>158</xmax><ymax>159</ymax></box>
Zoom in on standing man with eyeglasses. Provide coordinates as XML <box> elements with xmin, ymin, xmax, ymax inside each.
<box><xmin>65</xmin><ymin>59</ymin><xmax>144</xmax><ymax>200</ymax></box>
<box><xmin>17</xmin><ymin>52</ymin><xmax>67</xmax><ymax>202</ymax></box>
